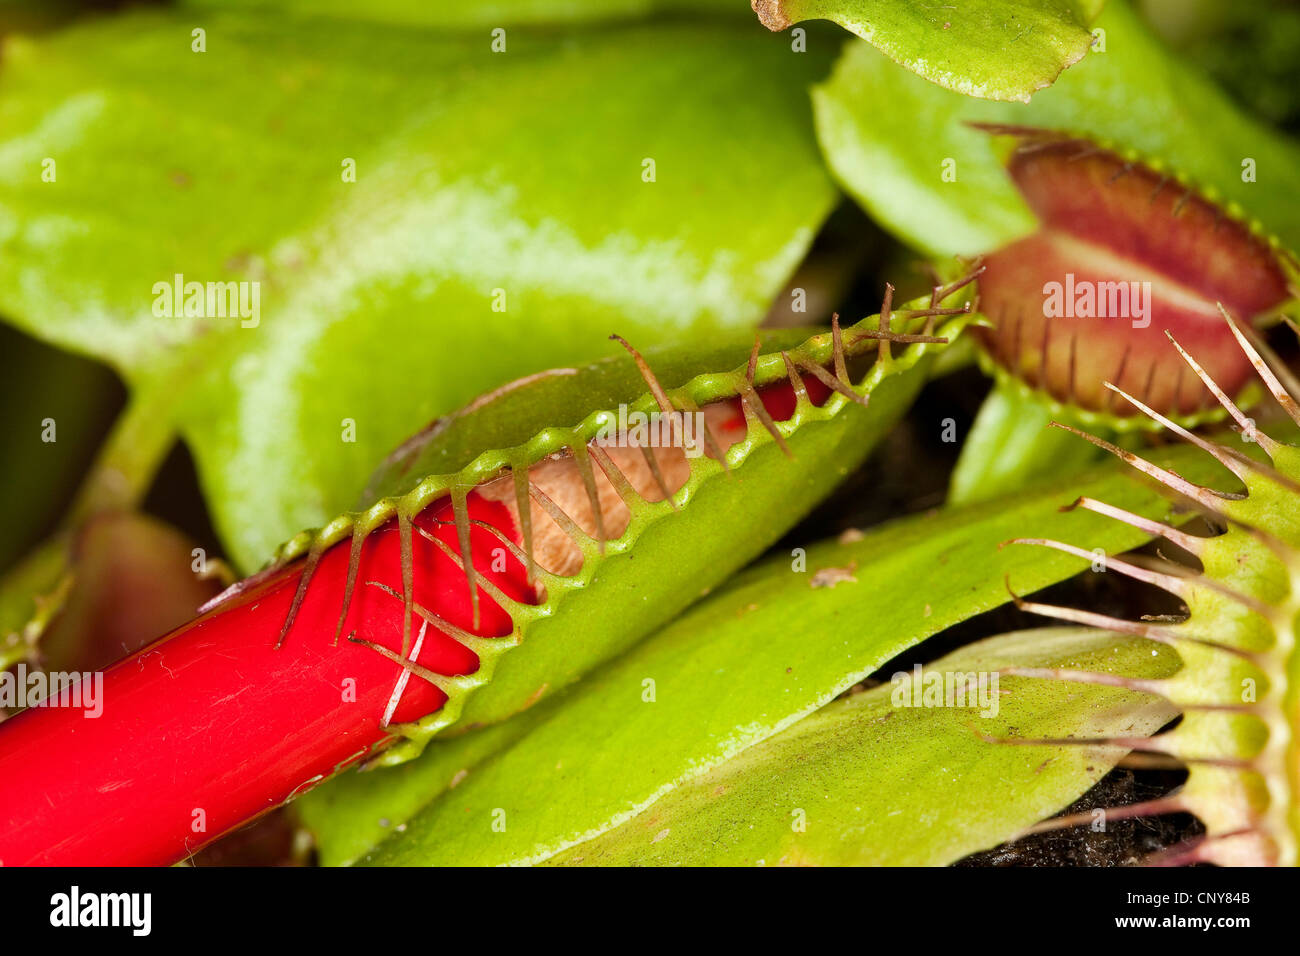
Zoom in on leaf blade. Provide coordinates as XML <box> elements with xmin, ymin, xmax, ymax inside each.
<box><xmin>303</xmin><ymin>443</ymin><xmax>1218</xmax><ymax>865</ymax></box>
<box><xmin>545</xmin><ymin>627</ymin><xmax>1178</xmax><ymax>866</ymax></box>
<box><xmin>0</xmin><ymin>11</ymin><xmax>838</xmax><ymax>569</ymax></box>
<box><xmin>755</xmin><ymin>0</ymin><xmax>1104</xmax><ymax>102</ymax></box>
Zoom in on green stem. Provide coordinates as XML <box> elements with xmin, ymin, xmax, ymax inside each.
<box><xmin>65</xmin><ymin>383</ymin><xmax>179</xmax><ymax>524</ymax></box>
<box><xmin>1</xmin><ymin>377</ymin><xmax>180</xmax><ymax>666</ymax></box>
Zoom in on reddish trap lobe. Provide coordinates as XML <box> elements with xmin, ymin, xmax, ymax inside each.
<box><xmin>0</xmin><ymin>368</ymin><xmax>833</xmax><ymax>865</ymax></box>
<box><xmin>0</xmin><ymin>494</ymin><xmax>528</xmax><ymax>867</ymax></box>
<box><xmin>977</xmin><ymin>136</ymin><xmax>1292</xmax><ymax>415</ymax></box>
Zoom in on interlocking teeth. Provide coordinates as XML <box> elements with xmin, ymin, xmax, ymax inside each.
<box><xmin>251</xmin><ymin>266</ymin><xmax>980</xmax><ymax>763</ymax></box>
<box><xmin>989</xmin><ymin>303</ymin><xmax>1300</xmax><ymax>866</ymax></box>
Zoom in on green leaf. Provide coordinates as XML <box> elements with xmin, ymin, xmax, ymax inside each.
<box><xmin>812</xmin><ymin>0</ymin><xmax>1300</xmax><ymax>258</ymax></box>
<box><xmin>298</xmin><ymin>716</ymin><xmax>539</xmax><ymax>867</ymax></box>
<box><xmin>181</xmin><ymin>0</ymin><xmax>746</xmax><ymax>28</ymax></box>
<box><xmin>949</xmin><ymin>380</ymin><xmax>1105</xmax><ymax>506</ymax></box>
<box><xmin>0</xmin><ymin>10</ymin><xmax>837</xmax><ymax>570</ymax></box>
<box><xmin>308</xmin><ymin>307</ymin><xmax>976</xmax><ymax>762</ymax></box>
<box><xmin>754</xmin><ymin>0</ymin><xmax>1105</xmax><ymax>102</ymax></box>
<box><xmin>545</xmin><ymin>627</ymin><xmax>1178</xmax><ymax>866</ymax></box>
<box><xmin>302</xmin><ymin>442</ymin><xmax>1217</xmax><ymax>865</ymax></box>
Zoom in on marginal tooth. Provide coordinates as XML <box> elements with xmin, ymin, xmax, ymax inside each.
<box><xmin>781</xmin><ymin>351</ymin><xmax>809</xmax><ymax>404</ymax></box>
<box><xmin>998</xmin><ymin>665</ymin><xmax>1168</xmax><ymax>697</ymax></box>
<box><xmin>1018</xmin><ymin>796</ymin><xmax>1188</xmax><ymax>837</ymax></box>
<box><xmin>333</xmin><ymin>523</ymin><xmax>369</xmax><ymax>647</ymax></box>
<box><xmin>745</xmin><ymin>335</ymin><xmax>761</xmax><ymax>387</ymax></box>
<box><xmin>926</xmin><ymin>261</ymin><xmax>985</xmax><ymax>334</ymax></box>
<box><xmin>1123</xmin><ymin>551</ymin><xmax>1276</xmax><ymax>617</ymax></box>
<box><xmin>1000</xmin><ymin>666</ymin><xmax>1256</xmax><ymax>714</ymax></box>
<box><xmin>511</xmin><ymin>467</ymin><xmax>538</xmax><ymax>586</ymax></box>
<box><xmin>569</xmin><ymin>442</ymin><xmax>608</xmax><ymax>554</ymax></box>
<box><xmin>1009</xmin><ymin>537</ymin><xmax>1273</xmax><ymax>617</ymax></box>
<box><xmin>1102</xmin><ymin>381</ymin><xmax>1260</xmax><ymax>484</ymax></box>
<box><xmin>848</xmin><ymin>328</ymin><xmax>952</xmax><ymax>345</ymax></box>
<box><xmin>1219</xmin><ymin>304</ymin><xmax>1300</xmax><ymax>427</ymax></box>
<box><xmin>677</xmin><ymin>394</ymin><xmax>730</xmax><ymax>472</ymax></box>
<box><xmin>637</xmin><ymin>442</ymin><xmax>678</xmax><ymax>509</ymax></box>
<box><xmin>1065</xmin><ymin>496</ymin><xmax>1206</xmax><ymax>557</ymax></box>
<box><xmin>979</xmin><ymin>730</ymin><xmax>1172</xmax><ymax>753</ymax></box>
<box><xmin>830</xmin><ymin>313</ymin><xmax>848</xmax><ymax>384</ymax></box>
<box><xmin>430</xmin><ymin>513</ymin><xmax>558</xmax><ymax>595</ymax></box>
<box><xmin>1003</xmin><ymin>577</ymin><xmax>1253</xmax><ymax>659</ymax></box>
<box><xmin>347</xmin><ymin>632</ymin><xmax>470</xmax><ymax>699</ymax></box>
<box><xmin>277</xmin><ymin>541</ymin><xmax>324</xmax><ymax>649</ymax></box>
<box><xmin>1048</xmin><ymin>422</ymin><xmax>1242</xmax><ymax>513</ymax></box>
<box><xmin>526</xmin><ymin>481</ymin><xmax>594</xmax><ymax>550</ymax></box>
<box><xmin>610</xmin><ymin>333</ymin><xmax>674</xmax><ymax>416</ymax></box>
<box><xmin>415</xmin><ymin>526</ymin><xmax>521</xmax><ymax>615</ymax></box>
<box><xmin>877</xmin><ymin>284</ymin><xmax>894</xmax><ymax>364</ymax></box>
<box><xmin>1005</xmin><ymin>536</ymin><xmax>1191</xmax><ymax>598</ymax></box>
<box><xmin>1164</xmin><ymin>330</ymin><xmax>1281</xmax><ymax>459</ymax></box>
<box><xmin>587</xmin><ymin>442</ymin><xmax>642</xmax><ymax>510</ymax></box>
<box><xmin>381</xmin><ymin>618</ymin><xmax>428</xmax><ymax>728</ymax></box>
<box><xmin>736</xmin><ymin>380</ymin><xmax>792</xmax><ymax>458</ymax></box>
<box><xmin>1146</xmin><ymin>830</ymin><xmax>1277</xmax><ymax>868</ymax></box>
<box><xmin>1115</xmin><ymin>753</ymin><xmax>1188</xmax><ymax>771</ymax></box>
<box><xmin>985</xmin><ymin>730</ymin><xmax>1254</xmax><ymax>769</ymax></box>
<box><xmin>366</xmin><ymin>580</ymin><xmax>510</xmax><ymax>655</ymax></box>
<box><xmin>791</xmin><ymin>354</ymin><xmax>869</xmax><ymax>407</ymax></box>
<box><xmin>398</xmin><ymin>508</ymin><xmax>417</xmax><ymax>656</ymax></box>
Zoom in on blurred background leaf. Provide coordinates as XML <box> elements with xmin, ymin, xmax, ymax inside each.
<box><xmin>752</xmin><ymin>0</ymin><xmax>1105</xmax><ymax>102</ymax></box>
<box><xmin>813</xmin><ymin>0</ymin><xmax>1300</xmax><ymax>258</ymax></box>
<box><xmin>0</xmin><ymin>327</ymin><xmax>122</xmax><ymax>570</ymax></box>
<box><xmin>0</xmin><ymin>8</ymin><xmax>839</xmax><ymax>569</ymax></box>
<box><xmin>1139</xmin><ymin>0</ymin><xmax>1300</xmax><ymax>133</ymax></box>
<box><xmin>182</xmin><ymin>0</ymin><xmax>747</xmax><ymax>28</ymax></box>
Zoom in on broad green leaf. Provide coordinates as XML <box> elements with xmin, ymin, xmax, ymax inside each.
<box><xmin>304</xmin><ymin>443</ymin><xmax>1222</xmax><ymax>865</ymax></box>
<box><xmin>182</xmin><ymin>0</ymin><xmax>746</xmax><ymax>28</ymax></box>
<box><xmin>813</xmin><ymin>0</ymin><xmax>1300</xmax><ymax>257</ymax></box>
<box><xmin>0</xmin><ymin>10</ymin><xmax>837</xmax><ymax>570</ymax></box>
<box><xmin>754</xmin><ymin>0</ymin><xmax>1104</xmax><ymax>102</ymax></box>
<box><xmin>299</xmin><ymin>716</ymin><xmax>538</xmax><ymax>867</ymax></box>
<box><xmin>546</xmin><ymin>627</ymin><xmax>1178</xmax><ymax>866</ymax></box>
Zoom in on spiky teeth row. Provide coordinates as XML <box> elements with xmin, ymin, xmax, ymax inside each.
<box><xmin>1004</xmin><ymin>308</ymin><xmax>1299</xmax><ymax>866</ymax></box>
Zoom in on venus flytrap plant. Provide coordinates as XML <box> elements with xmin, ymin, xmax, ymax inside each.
<box><xmin>997</xmin><ymin>314</ymin><xmax>1300</xmax><ymax>865</ymax></box>
<box><xmin>809</xmin><ymin>0</ymin><xmax>1300</xmax><ymax>502</ymax></box>
<box><xmin>945</xmin><ymin>125</ymin><xmax>1299</xmax><ymax>504</ymax></box>
<box><xmin>303</xmin><ymin>440</ymin><xmax>1226</xmax><ymax>866</ymax></box>
<box><xmin>1</xmin><ymin>0</ymin><xmax>1293</xmax><ymax>874</ymax></box>
<box><xmin>0</xmin><ymin>282</ymin><xmax>975</xmax><ymax>866</ymax></box>
<box><xmin>0</xmin><ymin>5</ymin><xmax>845</xmax><ymax>756</ymax></box>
